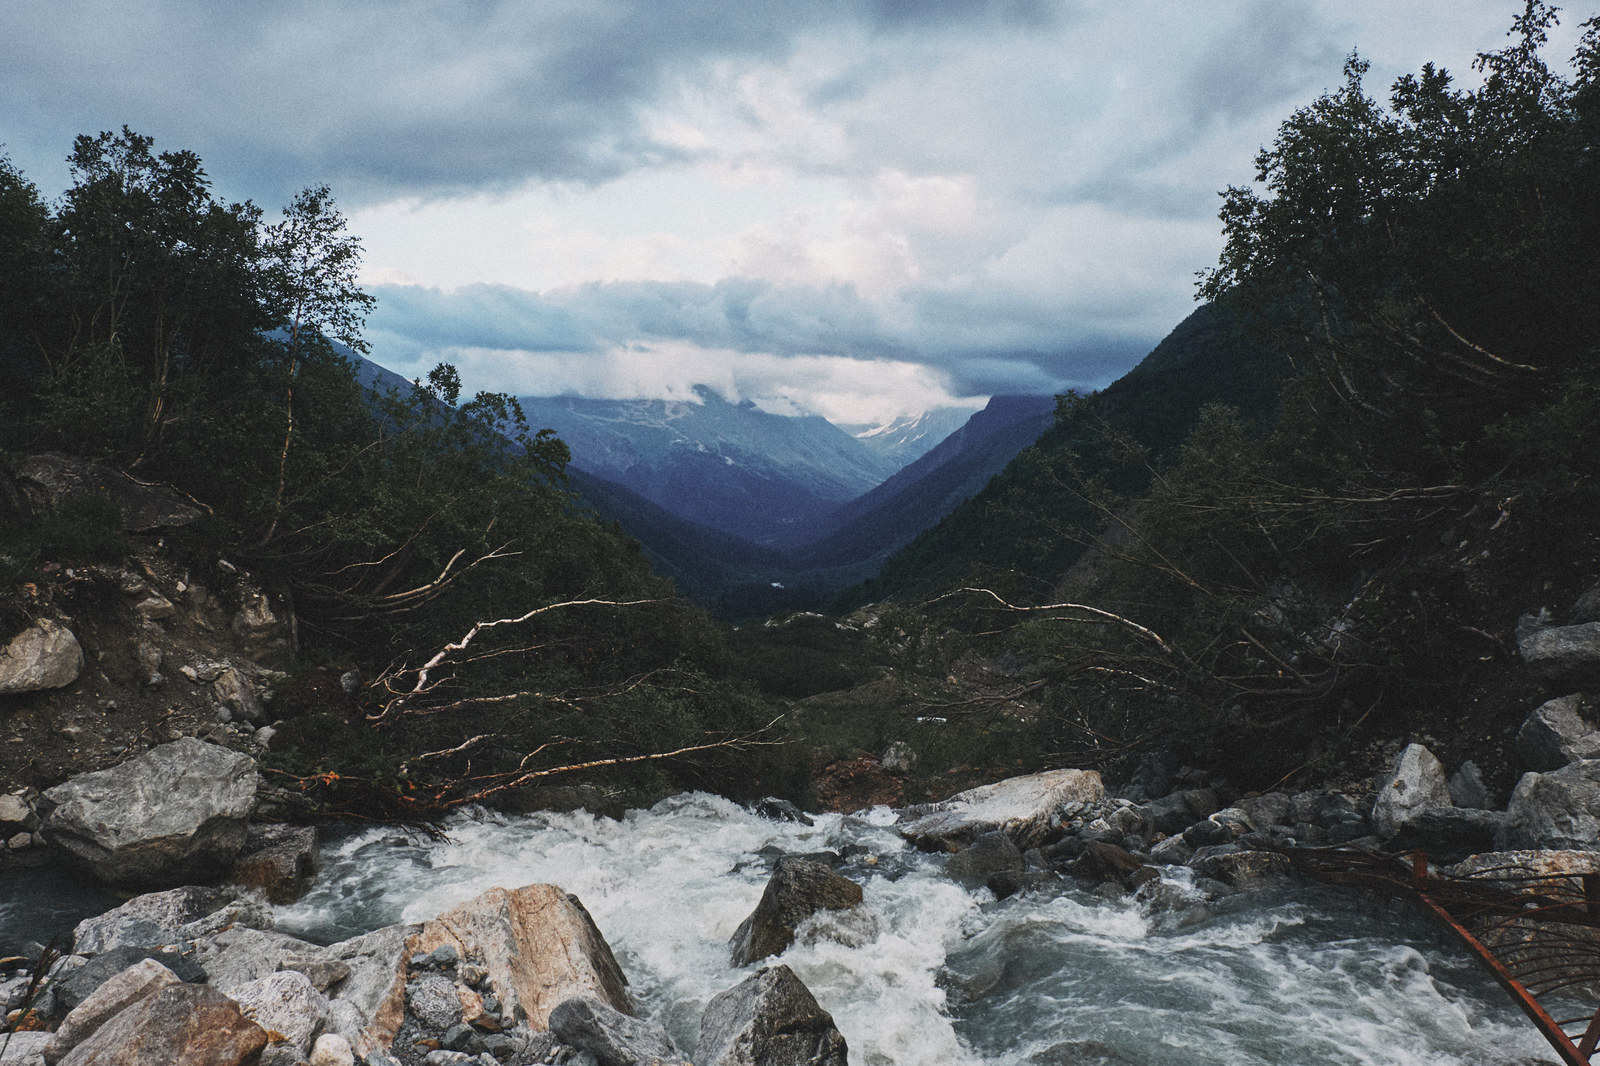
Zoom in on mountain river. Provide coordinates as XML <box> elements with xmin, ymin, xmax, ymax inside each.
<box><xmin>242</xmin><ymin>793</ymin><xmax>1558</xmax><ymax>1066</ymax></box>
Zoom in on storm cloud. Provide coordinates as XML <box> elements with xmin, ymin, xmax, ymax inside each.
<box><xmin>4</xmin><ymin>0</ymin><xmax>1571</xmax><ymax>421</ymax></box>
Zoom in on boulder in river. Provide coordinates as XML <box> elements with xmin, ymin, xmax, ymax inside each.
<box><xmin>549</xmin><ymin>995</ymin><xmax>689</xmax><ymax>1066</ymax></box>
<box><xmin>697</xmin><ymin>964</ymin><xmax>848</xmax><ymax>1066</ymax></box>
<box><xmin>729</xmin><ymin>857</ymin><xmax>864</xmax><ymax>967</ymax></box>
<box><xmin>400</xmin><ymin>884</ymin><xmax>633</xmax><ymax>1036</ymax></box>
<box><xmin>946</xmin><ymin>830</ymin><xmax>1025</xmax><ymax>886</ymax></box>
<box><xmin>71</xmin><ymin>886</ymin><xmax>236</xmax><ymax>955</ymax></box>
<box><xmin>227</xmin><ymin>823</ymin><xmax>317</xmax><ymax>904</ymax></box>
<box><xmin>898</xmin><ymin>768</ymin><xmax>1106</xmax><ymax>851</ymax></box>
<box><xmin>41</xmin><ymin>737</ymin><xmax>260</xmax><ymax>886</ymax></box>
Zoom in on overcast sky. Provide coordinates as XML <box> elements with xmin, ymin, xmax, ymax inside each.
<box><xmin>4</xmin><ymin>1</ymin><xmax>1589</xmax><ymax>423</ymax></box>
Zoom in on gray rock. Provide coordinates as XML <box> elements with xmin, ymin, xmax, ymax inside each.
<box><xmin>548</xmin><ymin>995</ymin><xmax>688</xmax><ymax>1066</ymax></box>
<box><xmin>1104</xmin><ymin>804</ymin><xmax>1153</xmax><ymax>849</ymax></box>
<box><xmin>986</xmin><ymin>869</ymin><xmax>1059</xmax><ymax>900</ymax></box>
<box><xmin>233</xmin><ymin>970</ymin><xmax>329</xmax><ymax>1054</ymax></box>
<box><xmin>1234</xmin><ymin>792</ymin><xmax>1291</xmax><ymax>829</ymax></box>
<box><xmin>52</xmin><ymin>947</ymin><xmax>204</xmax><ymax>1014</ymax></box>
<box><xmin>280</xmin><ymin>954</ymin><xmax>352</xmax><ymax>993</ymax></box>
<box><xmin>175</xmin><ymin>897</ymin><xmax>276</xmax><ymax>942</ymax></box>
<box><xmin>0</xmin><ymin>619</ymin><xmax>83</xmax><ymax>695</ymax></box>
<box><xmin>697</xmin><ymin>965</ymin><xmax>848</xmax><ymax>1066</ymax></box>
<box><xmin>308</xmin><ymin>1032</ymin><xmax>355</xmax><ymax>1066</ymax></box>
<box><xmin>43</xmin><ymin>958</ymin><xmax>179</xmax><ymax>1064</ymax></box>
<box><xmin>1516</xmin><ymin>694</ymin><xmax>1600</xmax><ymax>771</ymax></box>
<box><xmin>729</xmin><ymin>858</ymin><xmax>864</xmax><ymax>967</ymax></box>
<box><xmin>1448</xmin><ymin>761</ymin><xmax>1493</xmax><ymax>810</ymax></box>
<box><xmin>752</xmin><ymin>799</ymin><xmax>813</xmax><ymax>827</ymax></box>
<box><xmin>0</xmin><ymin>1032</ymin><xmax>51</xmax><ymax>1066</ymax></box>
<box><xmin>1188</xmin><ymin>847</ymin><xmax>1290</xmax><ymax>889</ymax></box>
<box><xmin>898</xmin><ymin>769</ymin><xmax>1106</xmax><ymax>850</ymax></box>
<box><xmin>1518</xmin><ymin>621</ymin><xmax>1600</xmax><ymax>682</ymax></box>
<box><xmin>41</xmin><ymin>737</ymin><xmax>260</xmax><ymax>886</ymax></box>
<box><xmin>54</xmin><ymin>982</ymin><xmax>267</xmax><ymax>1066</ymax></box>
<box><xmin>191</xmin><ymin>926</ymin><xmax>322</xmax><ymax>994</ymax></box>
<box><xmin>0</xmin><ymin>794</ymin><xmax>36</xmax><ymax>831</ymax></box>
<box><xmin>1183</xmin><ymin>808</ymin><xmax>1253</xmax><ymax>848</ymax></box>
<box><xmin>317</xmin><ymin>923</ymin><xmax>422</xmax><ymax>1051</ymax></box>
<box><xmin>134</xmin><ymin>593</ymin><xmax>176</xmax><ymax>622</ymax></box>
<box><xmin>260</xmin><ymin>1044</ymin><xmax>312</xmax><ymax>1066</ymax></box>
<box><xmin>14</xmin><ymin>452</ymin><xmax>203</xmax><ymax>533</ymax></box>
<box><xmin>880</xmin><ymin>741</ymin><xmax>916</xmax><ymax>775</ymax></box>
<box><xmin>1502</xmin><ymin>760</ymin><xmax>1600</xmax><ymax>850</ymax></box>
<box><xmin>1147</xmin><ymin>834</ymin><xmax>1194</xmax><ymax>866</ymax></box>
<box><xmin>1441</xmin><ymin>849</ymin><xmax>1600</xmax><ymax>881</ymax></box>
<box><xmin>214</xmin><ymin>668</ymin><xmax>267</xmax><ymax>726</ymax></box>
<box><xmin>229</xmin><ymin>823</ymin><xmax>317</xmax><ymax>904</ymax></box>
<box><xmin>1573</xmin><ymin>581</ymin><xmax>1600</xmax><ymax>625</ymax></box>
<box><xmin>1371</xmin><ymin>743</ymin><xmax>1452</xmax><ymax>840</ymax></box>
<box><xmin>408</xmin><ymin>972</ymin><xmax>464</xmax><ymax>1030</ymax></box>
<box><xmin>72</xmin><ymin>885</ymin><xmax>235</xmax><ymax>955</ymax></box>
<box><xmin>1390</xmin><ymin>807</ymin><xmax>1506</xmax><ymax>860</ymax></box>
<box><xmin>1140</xmin><ymin>788</ymin><xmax>1222</xmax><ymax>837</ymax></box>
<box><xmin>232</xmin><ymin>587</ymin><xmax>292</xmax><ymax>667</ymax></box>
<box><xmin>945</xmin><ymin>831</ymin><xmax>1025</xmax><ymax>885</ymax></box>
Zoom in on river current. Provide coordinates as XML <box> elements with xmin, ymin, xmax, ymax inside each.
<box><xmin>264</xmin><ymin>793</ymin><xmax>1553</xmax><ymax>1066</ymax></box>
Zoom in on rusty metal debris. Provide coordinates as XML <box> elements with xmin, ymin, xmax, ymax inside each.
<box><xmin>1285</xmin><ymin>846</ymin><xmax>1600</xmax><ymax>1066</ymax></box>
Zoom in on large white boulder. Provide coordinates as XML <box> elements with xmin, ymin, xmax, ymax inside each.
<box><xmin>41</xmin><ymin>738</ymin><xmax>260</xmax><ymax>886</ymax></box>
<box><xmin>898</xmin><ymin>768</ymin><xmax>1106</xmax><ymax>850</ymax></box>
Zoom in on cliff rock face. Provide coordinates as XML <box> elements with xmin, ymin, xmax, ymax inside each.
<box><xmin>728</xmin><ymin>858</ymin><xmax>863</xmax><ymax>966</ymax></box>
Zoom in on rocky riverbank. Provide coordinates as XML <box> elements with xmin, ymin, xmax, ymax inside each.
<box><xmin>9</xmin><ymin>689</ymin><xmax>1600</xmax><ymax>1066</ymax></box>
<box><xmin>6</xmin><ymin>454</ymin><xmax>1600</xmax><ymax>1063</ymax></box>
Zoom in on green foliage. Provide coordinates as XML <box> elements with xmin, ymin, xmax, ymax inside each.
<box><xmin>855</xmin><ymin>7</ymin><xmax>1600</xmax><ymax>786</ymax></box>
<box><xmin>1</xmin><ymin>131</ymin><xmax>776</xmax><ymax>812</ymax></box>
<box><xmin>0</xmin><ymin>497</ymin><xmax>130</xmax><ymax>587</ymax></box>
<box><xmin>729</xmin><ymin>614</ymin><xmax>886</xmax><ymax>698</ymax></box>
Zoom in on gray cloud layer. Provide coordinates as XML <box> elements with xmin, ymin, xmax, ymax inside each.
<box><xmin>4</xmin><ymin>0</ymin><xmax>1542</xmax><ymax>414</ymax></box>
<box><xmin>4</xmin><ymin>0</ymin><xmax>1071</xmax><ymax>206</ymax></box>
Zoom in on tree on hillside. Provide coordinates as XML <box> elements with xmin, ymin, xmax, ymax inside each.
<box><xmin>885</xmin><ymin>6</ymin><xmax>1600</xmax><ymax>785</ymax></box>
<box><xmin>257</xmin><ymin>184</ymin><xmax>376</xmax><ymax>544</ymax></box>
<box><xmin>49</xmin><ymin>128</ymin><xmax>271</xmax><ymax>464</ymax></box>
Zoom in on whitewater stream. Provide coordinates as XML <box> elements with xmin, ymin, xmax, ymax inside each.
<box><xmin>256</xmin><ymin>793</ymin><xmax>1556</xmax><ymax>1066</ymax></box>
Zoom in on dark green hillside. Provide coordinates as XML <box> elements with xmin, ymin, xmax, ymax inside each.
<box><xmin>0</xmin><ymin>130</ymin><xmax>779</xmax><ymax>814</ymax></box>
<box><xmin>842</xmin><ymin>6</ymin><xmax>1600</xmax><ymax>789</ymax></box>
<box><xmin>851</xmin><ymin>302</ymin><xmax>1279</xmax><ymax>607</ymax></box>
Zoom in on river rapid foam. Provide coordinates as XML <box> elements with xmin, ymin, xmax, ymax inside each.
<box><xmin>274</xmin><ymin>792</ymin><xmax>1553</xmax><ymax>1066</ymax></box>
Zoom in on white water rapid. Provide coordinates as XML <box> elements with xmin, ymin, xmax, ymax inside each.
<box><xmin>270</xmin><ymin>793</ymin><xmax>1556</xmax><ymax>1066</ymax></box>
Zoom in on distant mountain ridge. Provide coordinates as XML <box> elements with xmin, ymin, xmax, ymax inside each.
<box><xmin>345</xmin><ymin>352</ymin><xmax>1060</xmax><ymax>615</ymax></box>
<box><xmin>839</xmin><ymin>407</ymin><xmax>975</xmax><ymax>467</ymax></box>
<box><xmin>517</xmin><ymin>387</ymin><xmax>899</xmax><ymax>545</ymax></box>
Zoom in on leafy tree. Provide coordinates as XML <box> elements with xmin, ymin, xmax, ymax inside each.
<box><xmin>257</xmin><ymin>184</ymin><xmax>376</xmax><ymax>544</ymax></box>
<box><xmin>47</xmin><ymin>128</ymin><xmax>270</xmax><ymax>463</ymax></box>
